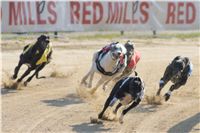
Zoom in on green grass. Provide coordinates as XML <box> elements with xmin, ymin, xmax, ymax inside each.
<box><xmin>173</xmin><ymin>32</ymin><xmax>200</xmax><ymax>39</ymax></box>
<box><xmin>17</xmin><ymin>36</ymin><xmax>29</xmax><ymax>41</ymax></box>
<box><xmin>157</xmin><ymin>32</ymin><xmax>200</xmax><ymax>39</ymax></box>
<box><xmin>70</xmin><ymin>32</ymin><xmax>200</xmax><ymax>40</ymax></box>
<box><xmin>2</xmin><ymin>31</ymin><xmax>200</xmax><ymax>41</ymax></box>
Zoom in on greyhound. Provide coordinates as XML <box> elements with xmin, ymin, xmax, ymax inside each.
<box><xmin>12</xmin><ymin>35</ymin><xmax>52</xmax><ymax>86</ymax></box>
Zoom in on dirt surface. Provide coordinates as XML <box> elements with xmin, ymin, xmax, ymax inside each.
<box><xmin>1</xmin><ymin>35</ymin><xmax>200</xmax><ymax>133</ymax></box>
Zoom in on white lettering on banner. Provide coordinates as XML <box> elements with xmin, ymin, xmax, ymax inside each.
<box><xmin>1</xmin><ymin>1</ymin><xmax>200</xmax><ymax>32</ymax></box>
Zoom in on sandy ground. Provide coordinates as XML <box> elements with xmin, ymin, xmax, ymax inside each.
<box><xmin>1</xmin><ymin>35</ymin><xmax>200</xmax><ymax>133</ymax></box>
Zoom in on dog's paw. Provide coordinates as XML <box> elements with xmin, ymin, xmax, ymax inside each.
<box><xmin>12</xmin><ymin>75</ymin><xmax>17</xmax><ymax>80</ymax></box>
<box><xmin>24</xmin><ymin>81</ymin><xmax>28</xmax><ymax>86</ymax></box>
<box><xmin>119</xmin><ymin>115</ymin><xmax>124</xmax><ymax>124</ymax></box>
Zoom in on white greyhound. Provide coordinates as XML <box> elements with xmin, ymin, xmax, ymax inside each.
<box><xmin>81</xmin><ymin>42</ymin><xmax>127</xmax><ymax>94</ymax></box>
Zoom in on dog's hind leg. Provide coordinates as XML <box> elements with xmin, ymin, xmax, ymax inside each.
<box><xmin>113</xmin><ymin>103</ymin><xmax>122</xmax><ymax>114</ymax></box>
<box><xmin>88</xmin><ymin>71</ymin><xmax>94</xmax><ymax>88</ymax></box>
<box><xmin>35</xmin><ymin>64</ymin><xmax>46</xmax><ymax>79</ymax></box>
<box><xmin>81</xmin><ymin>70</ymin><xmax>91</xmax><ymax>86</ymax></box>
<box><xmin>24</xmin><ymin>64</ymin><xmax>45</xmax><ymax>86</ymax></box>
<box><xmin>12</xmin><ymin>60</ymin><xmax>23</xmax><ymax>79</ymax></box>
<box><xmin>36</xmin><ymin>72</ymin><xmax>46</xmax><ymax>79</ymax></box>
<box><xmin>17</xmin><ymin>67</ymin><xmax>33</xmax><ymax>83</ymax></box>
<box><xmin>164</xmin><ymin>80</ymin><xmax>185</xmax><ymax>101</ymax></box>
<box><xmin>81</xmin><ymin>52</ymin><xmax>98</xmax><ymax>86</ymax></box>
<box><xmin>81</xmin><ymin>63</ymin><xmax>95</xmax><ymax>86</ymax></box>
<box><xmin>24</xmin><ymin>72</ymin><xmax>36</xmax><ymax>86</ymax></box>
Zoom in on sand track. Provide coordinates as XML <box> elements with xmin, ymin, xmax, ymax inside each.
<box><xmin>1</xmin><ymin>40</ymin><xmax>199</xmax><ymax>133</ymax></box>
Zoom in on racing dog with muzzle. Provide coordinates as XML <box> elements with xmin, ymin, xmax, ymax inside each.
<box><xmin>115</xmin><ymin>41</ymin><xmax>141</xmax><ymax>80</ymax></box>
<box><xmin>156</xmin><ymin>56</ymin><xmax>193</xmax><ymax>101</ymax></box>
<box><xmin>81</xmin><ymin>42</ymin><xmax>127</xmax><ymax>94</ymax></box>
<box><xmin>98</xmin><ymin>76</ymin><xmax>145</xmax><ymax>124</ymax></box>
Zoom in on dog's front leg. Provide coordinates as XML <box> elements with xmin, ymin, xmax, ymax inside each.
<box><xmin>13</xmin><ymin>59</ymin><xmax>23</xmax><ymax>79</ymax></box>
<box><xmin>98</xmin><ymin>95</ymin><xmax>114</xmax><ymax>119</ymax></box>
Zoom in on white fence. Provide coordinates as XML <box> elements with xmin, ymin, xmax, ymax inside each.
<box><xmin>1</xmin><ymin>1</ymin><xmax>200</xmax><ymax>33</ymax></box>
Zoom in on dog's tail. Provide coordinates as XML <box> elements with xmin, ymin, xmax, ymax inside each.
<box><xmin>134</xmin><ymin>71</ymin><xmax>138</xmax><ymax>76</ymax></box>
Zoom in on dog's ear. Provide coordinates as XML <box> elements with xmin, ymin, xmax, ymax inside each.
<box><xmin>135</xmin><ymin>77</ymin><xmax>141</xmax><ymax>84</ymax></box>
<box><xmin>37</xmin><ymin>35</ymin><xmax>43</xmax><ymax>41</ymax></box>
<box><xmin>37</xmin><ymin>36</ymin><xmax>41</xmax><ymax>41</ymax></box>
<box><xmin>37</xmin><ymin>35</ymin><xmax>46</xmax><ymax>41</ymax></box>
<box><xmin>129</xmin><ymin>77</ymin><xmax>141</xmax><ymax>90</ymax></box>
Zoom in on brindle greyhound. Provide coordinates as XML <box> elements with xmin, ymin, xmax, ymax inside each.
<box><xmin>12</xmin><ymin>35</ymin><xmax>52</xmax><ymax>86</ymax></box>
<box><xmin>156</xmin><ymin>56</ymin><xmax>193</xmax><ymax>101</ymax></box>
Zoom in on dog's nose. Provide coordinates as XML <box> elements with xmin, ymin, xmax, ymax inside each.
<box><xmin>117</xmin><ymin>52</ymin><xmax>121</xmax><ymax>56</ymax></box>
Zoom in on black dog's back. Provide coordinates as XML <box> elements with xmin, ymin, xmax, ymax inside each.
<box><xmin>19</xmin><ymin>44</ymin><xmax>33</xmax><ymax>65</ymax></box>
<box><xmin>20</xmin><ymin>36</ymin><xmax>49</xmax><ymax>66</ymax></box>
<box><xmin>115</xmin><ymin>77</ymin><xmax>144</xmax><ymax>102</ymax></box>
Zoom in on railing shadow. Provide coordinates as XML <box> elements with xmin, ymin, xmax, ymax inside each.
<box><xmin>168</xmin><ymin>112</ymin><xmax>200</xmax><ymax>133</ymax></box>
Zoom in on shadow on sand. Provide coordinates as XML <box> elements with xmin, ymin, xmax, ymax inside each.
<box><xmin>168</xmin><ymin>112</ymin><xmax>200</xmax><ymax>133</ymax></box>
<box><xmin>70</xmin><ymin>122</ymin><xmax>111</xmax><ymax>133</ymax></box>
<box><xmin>42</xmin><ymin>93</ymin><xmax>84</xmax><ymax>107</ymax></box>
<box><xmin>1</xmin><ymin>88</ymin><xmax>18</xmax><ymax>95</ymax></box>
<box><xmin>134</xmin><ymin>104</ymin><xmax>159</xmax><ymax>113</ymax></box>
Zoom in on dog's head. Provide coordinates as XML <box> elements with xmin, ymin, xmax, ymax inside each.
<box><xmin>37</xmin><ymin>35</ymin><xmax>50</xmax><ymax>47</ymax></box>
<box><xmin>110</xmin><ymin>42</ymin><xmax>123</xmax><ymax>60</ymax></box>
<box><xmin>172</xmin><ymin>59</ymin><xmax>185</xmax><ymax>75</ymax></box>
<box><xmin>129</xmin><ymin>76</ymin><xmax>144</xmax><ymax>99</ymax></box>
<box><xmin>124</xmin><ymin>41</ymin><xmax>134</xmax><ymax>60</ymax></box>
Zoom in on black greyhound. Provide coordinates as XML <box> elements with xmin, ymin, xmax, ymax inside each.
<box><xmin>12</xmin><ymin>35</ymin><xmax>52</xmax><ymax>86</ymax></box>
<box><xmin>98</xmin><ymin>76</ymin><xmax>145</xmax><ymax>124</ymax></box>
<box><xmin>156</xmin><ymin>56</ymin><xmax>193</xmax><ymax>101</ymax></box>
